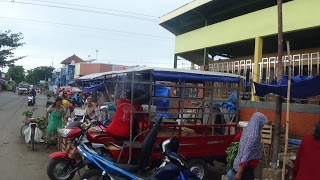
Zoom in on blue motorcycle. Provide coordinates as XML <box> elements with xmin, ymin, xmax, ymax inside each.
<box><xmin>77</xmin><ymin>118</ymin><xmax>199</xmax><ymax>180</ymax></box>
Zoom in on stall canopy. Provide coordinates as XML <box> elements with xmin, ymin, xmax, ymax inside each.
<box><xmin>254</xmin><ymin>75</ymin><xmax>320</xmax><ymax>98</ymax></box>
<box><xmin>83</xmin><ymin>83</ymin><xmax>106</xmax><ymax>93</ymax></box>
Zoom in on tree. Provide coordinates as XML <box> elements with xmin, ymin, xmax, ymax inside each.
<box><xmin>0</xmin><ymin>30</ymin><xmax>25</xmax><ymax>67</ymax></box>
<box><xmin>6</xmin><ymin>65</ymin><xmax>25</xmax><ymax>84</ymax></box>
<box><xmin>25</xmin><ymin>66</ymin><xmax>54</xmax><ymax>85</ymax></box>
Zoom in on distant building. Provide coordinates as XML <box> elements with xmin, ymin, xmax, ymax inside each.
<box><xmin>53</xmin><ymin>54</ymin><xmax>128</xmax><ymax>87</ymax></box>
<box><xmin>60</xmin><ymin>54</ymin><xmax>85</xmax><ymax>86</ymax></box>
<box><xmin>74</xmin><ymin>63</ymin><xmax>127</xmax><ymax>79</ymax></box>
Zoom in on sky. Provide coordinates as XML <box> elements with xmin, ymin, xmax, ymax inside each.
<box><xmin>0</xmin><ymin>0</ymin><xmax>194</xmax><ymax>72</ymax></box>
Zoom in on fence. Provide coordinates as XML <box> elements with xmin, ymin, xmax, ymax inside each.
<box><xmin>209</xmin><ymin>52</ymin><xmax>320</xmax><ymax>103</ymax></box>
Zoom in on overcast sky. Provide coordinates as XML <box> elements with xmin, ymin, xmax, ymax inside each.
<box><xmin>0</xmin><ymin>0</ymin><xmax>193</xmax><ymax>72</ymax></box>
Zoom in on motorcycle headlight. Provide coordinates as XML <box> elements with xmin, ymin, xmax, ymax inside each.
<box><xmin>58</xmin><ymin>128</ymin><xmax>73</xmax><ymax>138</ymax></box>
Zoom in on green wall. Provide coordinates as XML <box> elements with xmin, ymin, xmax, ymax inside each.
<box><xmin>175</xmin><ymin>0</ymin><xmax>320</xmax><ymax>54</ymax></box>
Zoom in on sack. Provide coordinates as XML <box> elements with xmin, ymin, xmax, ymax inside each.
<box><xmin>107</xmin><ymin>98</ymin><xmax>141</xmax><ymax>138</ymax></box>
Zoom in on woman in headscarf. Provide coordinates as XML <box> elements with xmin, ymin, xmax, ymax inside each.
<box><xmin>233</xmin><ymin>112</ymin><xmax>268</xmax><ymax>180</ymax></box>
<box><xmin>84</xmin><ymin>96</ymin><xmax>97</xmax><ymax>120</ymax></box>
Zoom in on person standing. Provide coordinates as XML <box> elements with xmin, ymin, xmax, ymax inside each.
<box><xmin>45</xmin><ymin>97</ymin><xmax>66</xmax><ymax>145</ymax></box>
<box><xmin>233</xmin><ymin>112</ymin><xmax>268</xmax><ymax>180</ymax></box>
<box><xmin>292</xmin><ymin>121</ymin><xmax>320</xmax><ymax>180</ymax></box>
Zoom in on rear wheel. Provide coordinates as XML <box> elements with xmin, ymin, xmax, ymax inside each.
<box><xmin>47</xmin><ymin>159</ymin><xmax>75</xmax><ymax>180</ymax></box>
<box><xmin>21</xmin><ymin>124</ymin><xmax>28</xmax><ymax>138</ymax></box>
<box><xmin>79</xmin><ymin>169</ymin><xmax>111</xmax><ymax>180</ymax></box>
<box><xmin>187</xmin><ymin>158</ymin><xmax>208</xmax><ymax>180</ymax></box>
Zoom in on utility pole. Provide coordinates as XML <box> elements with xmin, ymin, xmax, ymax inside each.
<box><xmin>271</xmin><ymin>0</ymin><xmax>284</xmax><ymax>165</ymax></box>
<box><xmin>96</xmin><ymin>50</ymin><xmax>98</xmax><ymax>63</ymax></box>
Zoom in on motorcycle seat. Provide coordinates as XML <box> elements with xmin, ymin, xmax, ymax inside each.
<box><xmin>102</xmin><ymin>156</ymin><xmax>140</xmax><ymax>173</ymax></box>
<box><xmin>114</xmin><ymin>162</ymin><xmax>140</xmax><ymax>173</ymax></box>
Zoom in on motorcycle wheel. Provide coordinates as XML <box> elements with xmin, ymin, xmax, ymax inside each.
<box><xmin>31</xmin><ymin>127</ymin><xmax>35</xmax><ymax>150</ymax></box>
<box><xmin>21</xmin><ymin>124</ymin><xmax>28</xmax><ymax>138</ymax></box>
<box><xmin>79</xmin><ymin>169</ymin><xmax>111</xmax><ymax>180</ymax></box>
<box><xmin>187</xmin><ymin>158</ymin><xmax>208</xmax><ymax>180</ymax></box>
<box><xmin>47</xmin><ymin>159</ymin><xmax>75</xmax><ymax>180</ymax></box>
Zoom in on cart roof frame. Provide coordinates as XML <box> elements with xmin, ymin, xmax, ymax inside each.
<box><xmin>76</xmin><ymin>66</ymin><xmax>243</xmax><ymax>82</ymax></box>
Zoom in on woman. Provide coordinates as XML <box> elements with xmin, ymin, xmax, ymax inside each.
<box><xmin>292</xmin><ymin>121</ymin><xmax>320</xmax><ymax>180</ymax></box>
<box><xmin>233</xmin><ymin>112</ymin><xmax>268</xmax><ymax>180</ymax></box>
<box><xmin>45</xmin><ymin>97</ymin><xmax>66</xmax><ymax>145</ymax></box>
<box><xmin>84</xmin><ymin>96</ymin><xmax>97</xmax><ymax>120</ymax></box>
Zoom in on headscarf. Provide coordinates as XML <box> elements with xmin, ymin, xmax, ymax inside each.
<box><xmin>233</xmin><ymin>112</ymin><xmax>268</xmax><ymax>171</ymax></box>
<box><xmin>85</xmin><ymin>96</ymin><xmax>96</xmax><ymax>118</ymax></box>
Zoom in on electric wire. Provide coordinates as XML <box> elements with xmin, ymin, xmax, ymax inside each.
<box><xmin>26</xmin><ymin>0</ymin><xmax>158</xmax><ymax>18</ymax></box>
<box><xmin>0</xmin><ymin>16</ymin><xmax>172</xmax><ymax>40</ymax></box>
<box><xmin>0</xmin><ymin>0</ymin><xmax>158</xmax><ymax>22</ymax></box>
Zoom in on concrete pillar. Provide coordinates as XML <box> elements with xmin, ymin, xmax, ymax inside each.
<box><xmin>251</xmin><ymin>37</ymin><xmax>263</xmax><ymax>101</ymax></box>
<box><xmin>203</xmin><ymin>48</ymin><xmax>208</xmax><ymax>66</ymax></box>
<box><xmin>174</xmin><ymin>54</ymin><xmax>178</xmax><ymax>69</ymax></box>
<box><xmin>191</xmin><ymin>62</ymin><xmax>195</xmax><ymax>70</ymax></box>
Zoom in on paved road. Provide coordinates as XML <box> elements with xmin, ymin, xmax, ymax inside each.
<box><xmin>0</xmin><ymin>91</ymin><xmax>54</xmax><ymax>180</ymax></box>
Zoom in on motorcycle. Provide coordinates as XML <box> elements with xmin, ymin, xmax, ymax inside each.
<box><xmin>46</xmin><ymin>117</ymin><xmax>162</xmax><ymax>180</ymax></box>
<box><xmin>28</xmin><ymin>94</ymin><xmax>36</xmax><ymax>106</ymax></box>
<box><xmin>47</xmin><ymin>117</ymin><xmax>110</xmax><ymax>180</ymax></box>
<box><xmin>78</xmin><ymin>134</ymin><xmax>199</xmax><ymax>180</ymax></box>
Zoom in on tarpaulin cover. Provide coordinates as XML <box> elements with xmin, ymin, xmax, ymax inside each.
<box><xmin>254</xmin><ymin>75</ymin><xmax>320</xmax><ymax>98</ymax></box>
<box><xmin>83</xmin><ymin>83</ymin><xmax>105</xmax><ymax>93</ymax></box>
<box><xmin>152</xmin><ymin>72</ymin><xmax>241</xmax><ymax>83</ymax></box>
<box><xmin>153</xmin><ymin>85</ymin><xmax>171</xmax><ymax>117</ymax></box>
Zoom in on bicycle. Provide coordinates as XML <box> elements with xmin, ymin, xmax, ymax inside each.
<box><xmin>21</xmin><ymin>108</ymin><xmax>38</xmax><ymax>138</ymax></box>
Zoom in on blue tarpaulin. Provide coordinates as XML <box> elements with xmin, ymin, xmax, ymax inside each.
<box><xmin>83</xmin><ymin>83</ymin><xmax>106</xmax><ymax>93</ymax></box>
<box><xmin>218</xmin><ymin>92</ymin><xmax>237</xmax><ymax>113</ymax></box>
<box><xmin>153</xmin><ymin>85</ymin><xmax>171</xmax><ymax>117</ymax></box>
<box><xmin>152</xmin><ymin>72</ymin><xmax>241</xmax><ymax>83</ymax></box>
<box><xmin>254</xmin><ymin>75</ymin><xmax>320</xmax><ymax>99</ymax></box>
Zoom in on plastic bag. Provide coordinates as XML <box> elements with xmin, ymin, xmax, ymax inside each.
<box><xmin>24</xmin><ymin>126</ymin><xmax>31</xmax><ymax>143</ymax></box>
<box><xmin>24</xmin><ymin>124</ymin><xmax>43</xmax><ymax>143</ymax></box>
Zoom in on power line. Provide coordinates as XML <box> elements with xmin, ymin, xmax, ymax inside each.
<box><xmin>0</xmin><ymin>16</ymin><xmax>172</xmax><ymax>40</ymax></box>
<box><xmin>1</xmin><ymin>0</ymin><xmax>158</xmax><ymax>22</ymax></box>
<box><xmin>26</xmin><ymin>0</ymin><xmax>158</xmax><ymax>18</ymax></box>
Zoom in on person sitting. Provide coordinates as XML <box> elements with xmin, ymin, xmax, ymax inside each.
<box><xmin>84</xmin><ymin>96</ymin><xmax>97</xmax><ymax>120</ymax></box>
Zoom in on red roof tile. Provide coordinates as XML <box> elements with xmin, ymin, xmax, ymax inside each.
<box><xmin>61</xmin><ymin>54</ymin><xmax>85</xmax><ymax>64</ymax></box>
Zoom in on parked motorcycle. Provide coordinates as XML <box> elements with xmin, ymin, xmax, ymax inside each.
<box><xmin>78</xmin><ymin>134</ymin><xmax>199</xmax><ymax>180</ymax></box>
<box><xmin>45</xmin><ymin>101</ymin><xmax>54</xmax><ymax>108</ymax></box>
<box><xmin>46</xmin><ymin>117</ymin><xmax>109</xmax><ymax>180</ymax></box>
<box><xmin>46</xmin><ymin>117</ymin><xmax>162</xmax><ymax>180</ymax></box>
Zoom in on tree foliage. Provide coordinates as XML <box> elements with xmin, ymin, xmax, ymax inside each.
<box><xmin>6</xmin><ymin>65</ymin><xmax>25</xmax><ymax>84</ymax></box>
<box><xmin>0</xmin><ymin>30</ymin><xmax>25</xmax><ymax>67</ymax></box>
<box><xmin>25</xmin><ymin>66</ymin><xmax>54</xmax><ymax>85</ymax></box>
